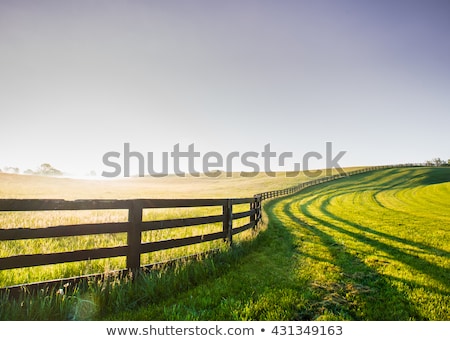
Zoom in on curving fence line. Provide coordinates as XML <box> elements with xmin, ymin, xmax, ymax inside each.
<box><xmin>0</xmin><ymin>164</ymin><xmax>422</xmax><ymax>295</ymax></box>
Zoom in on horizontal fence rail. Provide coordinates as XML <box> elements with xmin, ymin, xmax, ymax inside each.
<box><xmin>0</xmin><ymin>198</ymin><xmax>259</xmax><ymax>273</ymax></box>
<box><xmin>0</xmin><ymin>163</ymin><xmax>424</xmax><ymax>293</ymax></box>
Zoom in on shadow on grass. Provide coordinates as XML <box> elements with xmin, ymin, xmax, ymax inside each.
<box><xmin>330</xmin><ymin>168</ymin><xmax>449</xmax><ymax>195</ymax></box>
<box><xmin>274</xmin><ymin>200</ymin><xmax>421</xmax><ymax>320</ymax></box>
<box><xmin>265</xmin><ymin>167</ymin><xmax>450</xmax><ymax>320</ymax></box>
<box><xmin>296</xmin><ymin>169</ymin><xmax>450</xmax><ymax>289</ymax></box>
<box><xmin>297</xmin><ymin>168</ymin><xmax>450</xmax><ymax>260</ymax></box>
<box><xmin>316</xmin><ymin>198</ymin><xmax>450</xmax><ymax>280</ymax></box>
<box><xmin>98</xmin><ymin>212</ymin><xmax>303</xmax><ymax>320</ymax></box>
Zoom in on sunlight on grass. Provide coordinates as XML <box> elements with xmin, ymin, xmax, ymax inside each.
<box><xmin>1</xmin><ymin>170</ymin><xmax>319</xmax><ymax>287</ymax></box>
<box><xmin>2</xmin><ymin>167</ymin><xmax>448</xmax><ymax>321</ymax></box>
<box><xmin>272</xmin><ymin>168</ymin><xmax>450</xmax><ymax>320</ymax></box>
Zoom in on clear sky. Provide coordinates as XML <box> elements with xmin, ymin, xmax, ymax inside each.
<box><xmin>1</xmin><ymin>0</ymin><xmax>449</xmax><ymax>176</ymax></box>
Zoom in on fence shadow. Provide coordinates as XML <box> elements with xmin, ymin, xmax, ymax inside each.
<box><xmin>274</xmin><ymin>198</ymin><xmax>423</xmax><ymax>320</ymax></box>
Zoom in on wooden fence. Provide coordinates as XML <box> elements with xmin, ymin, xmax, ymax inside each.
<box><xmin>256</xmin><ymin>165</ymin><xmax>406</xmax><ymax>200</ymax></box>
<box><xmin>0</xmin><ymin>164</ymin><xmax>419</xmax><ymax>293</ymax></box>
<box><xmin>0</xmin><ymin>197</ymin><xmax>260</xmax><ymax>272</ymax></box>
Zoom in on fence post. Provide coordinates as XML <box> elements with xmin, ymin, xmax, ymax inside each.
<box><xmin>127</xmin><ymin>200</ymin><xmax>142</xmax><ymax>273</ymax></box>
<box><xmin>254</xmin><ymin>195</ymin><xmax>262</xmax><ymax>225</ymax></box>
<box><xmin>250</xmin><ymin>198</ymin><xmax>256</xmax><ymax>230</ymax></box>
<box><xmin>223</xmin><ymin>199</ymin><xmax>233</xmax><ymax>245</ymax></box>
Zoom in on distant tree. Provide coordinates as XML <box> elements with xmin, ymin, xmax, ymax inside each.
<box><xmin>36</xmin><ymin>163</ymin><xmax>63</xmax><ymax>176</ymax></box>
<box><xmin>3</xmin><ymin>166</ymin><xmax>19</xmax><ymax>174</ymax></box>
<box><xmin>24</xmin><ymin>169</ymin><xmax>35</xmax><ymax>175</ymax></box>
<box><xmin>425</xmin><ymin>160</ymin><xmax>434</xmax><ymax>166</ymax></box>
<box><xmin>432</xmin><ymin>158</ymin><xmax>444</xmax><ymax>167</ymax></box>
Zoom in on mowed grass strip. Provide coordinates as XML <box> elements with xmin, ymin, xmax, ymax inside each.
<box><xmin>275</xmin><ymin>167</ymin><xmax>450</xmax><ymax>320</ymax></box>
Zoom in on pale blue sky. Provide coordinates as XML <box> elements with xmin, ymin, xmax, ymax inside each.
<box><xmin>0</xmin><ymin>0</ymin><xmax>449</xmax><ymax>176</ymax></box>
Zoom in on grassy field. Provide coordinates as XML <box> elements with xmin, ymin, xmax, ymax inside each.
<box><xmin>103</xmin><ymin>167</ymin><xmax>449</xmax><ymax>321</ymax></box>
<box><xmin>0</xmin><ymin>169</ymin><xmax>348</xmax><ymax>199</ymax></box>
<box><xmin>0</xmin><ymin>170</ymin><xmax>344</xmax><ymax>288</ymax></box>
<box><xmin>1</xmin><ymin>167</ymin><xmax>449</xmax><ymax>320</ymax></box>
<box><xmin>268</xmin><ymin>167</ymin><xmax>450</xmax><ymax>320</ymax></box>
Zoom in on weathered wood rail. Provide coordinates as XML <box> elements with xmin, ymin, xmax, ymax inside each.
<box><xmin>0</xmin><ymin>198</ymin><xmax>259</xmax><ymax>272</ymax></box>
<box><xmin>0</xmin><ymin>164</ymin><xmax>421</xmax><ymax>294</ymax></box>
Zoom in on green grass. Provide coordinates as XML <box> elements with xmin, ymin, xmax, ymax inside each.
<box><xmin>102</xmin><ymin>167</ymin><xmax>449</xmax><ymax>321</ymax></box>
<box><xmin>282</xmin><ymin>167</ymin><xmax>450</xmax><ymax>320</ymax></box>
<box><xmin>1</xmin><ymin>167</ymin><xmax>449</xmax><ymax>320</ymax></box>
<box><xmin>0</xmin><ymin>203</ymin><xmax>255</xmax><ymax>287</ymax></box>
<box><xmin>1</xmin><ymin>170</ymin><xmax>341</xmax><ymax>287</ymax></box>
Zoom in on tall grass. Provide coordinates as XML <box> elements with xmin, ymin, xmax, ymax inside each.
<box><xmin>1</xmin><ymin>170</ymin><xmax>323</xmax><ymax>288</ymax></box>
<box><xmin>0</xmin><ymin>229</ymin><xmax>258</xmax><ymax>320</ymax></box>
<box><xmin>0</xmin><ymin>204</ymin><xmax>254</xmax><ymax>287</ymax></box>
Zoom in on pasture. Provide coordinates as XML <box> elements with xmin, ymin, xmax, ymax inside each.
<box><xmin>0</xmin><ymin>170</ymin><xmax>340</xmax><ymax>288</ymax></box>
<box><xmin>0</xmin><ymin>167</ymin><xmax>448</xmax><ymax>320</ymax></box>
<box><xmin>265</xmin><ymin>167</ymin><xmax>450</xmax><ymax>320</ymax></box>
<box><xmin>106</xmin><ymin>167</ymin><xmax>450</xmax><ymax>321</ymax></box>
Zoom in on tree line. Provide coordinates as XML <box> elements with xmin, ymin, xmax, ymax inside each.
<box><xmin>424</xmin><ymin>158</ymin><xmax>450</xmax><ymax>167</ymax></box>
<box><xmin>0</xmin><ymin>163</ymin><xmax>63</xmax><ymax>176</ymax></box>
